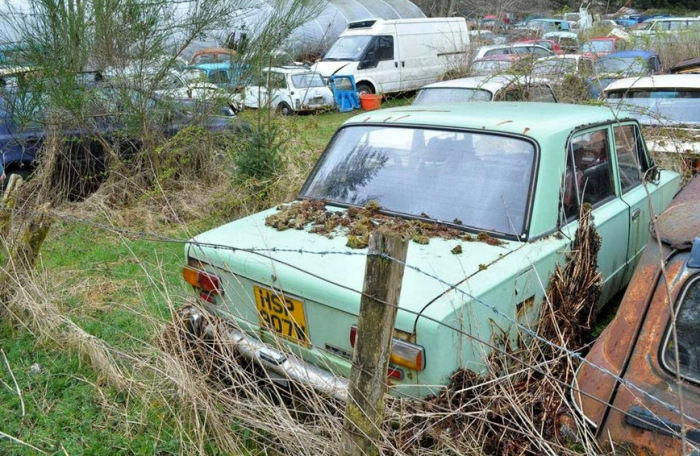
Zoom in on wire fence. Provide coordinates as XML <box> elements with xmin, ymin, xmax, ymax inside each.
<box><xmin>0</xmin><ymin>201</ymin><xmax>697</xmax><ymax>454</ymax></box>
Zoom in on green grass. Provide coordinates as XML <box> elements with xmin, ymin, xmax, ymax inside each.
<box><xmin>0</xmin><ymin>99</ymin><xmax>412</xmax><ymax>454</ymax></box>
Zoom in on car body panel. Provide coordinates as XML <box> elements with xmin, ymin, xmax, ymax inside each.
<box><xmin>574</xmin><ymin>176</ymin><xmax>700</xmax><ymax>453</ymax></box>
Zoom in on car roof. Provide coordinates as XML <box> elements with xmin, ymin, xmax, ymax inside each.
<box><xmin>478</xmin><ymin>43</ymin><xmax>546</xmax><ymax>52</ymax></box>
<box><xmin>420</xmin><ymin>75</ymin><xmax>520</xmax><ymax>92</ymax></box>
<box><xmin>474</xmin><ymin>54</ymin><xmax>520</xmax><ymax>62</ymax></box>
<box><xmin>343</xmin><ymin>102</ymin><xmax>629</xmax><ymax>139</ymax></box>
<box><xmin>603</xmin><ymin>74</ymin><xmax>700</xmax><ymax>91</ymax></box>
<box><xmin>264</xmin><ymin>66</ymin><xmax>316</xmax><ymax>74</ymax></box>
<box><xmin>601</xmin><ymin>50</ymin><xmax>656</xmax><ymax>59</ymax></box>
<box><xmin>647</xmin><ymin>16</ymin><xmax>699</xmax><ymax>21</ymax></box>
<box><xmin>543</xmin><ymin>31</ymin><xmax>577</xmax><ymax>38</ymax></box>
<box><xmin>537</xmin><ymin>54</ymin><xmax>587</xmax><ymax>61</ymax></box>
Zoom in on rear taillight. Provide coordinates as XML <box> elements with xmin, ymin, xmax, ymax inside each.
<box><xmin>183</xmin><ymin>265</ymin><xmax>222</xmax><ymax>296</ymax></box>
<box><xmin>350</xmin><ymin>326</ymin><xmax>425</xmax><ymax>371</ymax></box>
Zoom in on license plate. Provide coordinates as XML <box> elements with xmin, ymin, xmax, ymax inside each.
<box><xmin>253</xmin><ymin>285</ymin><xmax>309</xmax><ymax>346</ymax></box>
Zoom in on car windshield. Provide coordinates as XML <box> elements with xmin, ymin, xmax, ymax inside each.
<box><xmin>413</xmin><ymin>88</ymin><xmax>493</xmax><ymax>105</ymax></box>
<box><xmin>582</xmin><ymin>40</ymin><xmax>613</xmax><ymax>52</ymax></box>
<box><xmin>606</xmin><ymin>91</ymin><xmax>700</xmax><ymax>126</ymax></box>
<box><xmin>301</xmin><ymin>125</ymin><xmax>536</xmax><ymax>236</ymax></box>
<box><xmin>323</xmin><ymin>36</ymin><xmax>372</xmax><ymax>61</ymax></box>
<box><xmin>595</xmin><ymin>57</ymin><xmax>646</xmax><ymax>74</ymax></box>
<box><xmin>472</xmin><ymin>59</ymin><xmax>512</xmax><ymax>75</ymax></box>
<box><xmin>291</xmin><ymin>73</ymin><xmax>325</xmax><ymax>88</ymax></box>
<box><xmin>532</xmin><ymin>58</ymin><xmax>576</xmax><ymax>75</ymax></box>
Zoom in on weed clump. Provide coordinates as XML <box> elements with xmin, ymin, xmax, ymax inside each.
<box><xmin>265</xmin><ymin>199</ymin><xmax>506</xmax><ymax>249</ymax></box>
<box><xmin>397</xmin><ymin>205</ymin><xmax>603</xmax><ymax>455</ymax></box>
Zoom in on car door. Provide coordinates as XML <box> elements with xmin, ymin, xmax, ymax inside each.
<box><xmin>603</xmin><ymin>256</ymin><xmax>700</xmax><ymax>454</ymax></box>
<box><xmin>563</xmin><ymin>126</ymin><xmax>630</xmax><ymax>306</ymax></box>
<box><xmin>611</xmin><ymin>123</ymin><xmax>655</xmax><ymax>283</ymax></box>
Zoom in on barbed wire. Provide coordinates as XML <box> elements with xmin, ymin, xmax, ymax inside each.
<box><xmin>1</xmin><ymin>203</ymin><xmax>698</xmax><ymax>442</ymax></box>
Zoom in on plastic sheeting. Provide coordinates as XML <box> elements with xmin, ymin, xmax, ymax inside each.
<box><xmin>233</xmin><ymin>0</ymin><xmax>425</xmax><ymax>57</ymax></box>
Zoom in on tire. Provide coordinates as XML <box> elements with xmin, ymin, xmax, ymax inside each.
<box><xmin>356</xmin><ymin>82</ymin><xmax>374</xmax><ymax>96</ymax></box>
<box><xmin>276</xmin><ymin>102</ymin><xmax>293</xmax><ymax>116</ymax></box>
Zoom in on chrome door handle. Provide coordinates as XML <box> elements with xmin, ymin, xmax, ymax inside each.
<box><xmin>632</xmin><ymin>208</ymin><xmax>641</xmax><ymax>220</ymax></box>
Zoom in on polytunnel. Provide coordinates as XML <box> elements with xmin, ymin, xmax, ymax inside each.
<box><xmin>286</xmin><ymin>0</ymin><xmax>425</xmax><ymax>56</ymax></box>
<box><xmin>220</xmin><ymin>0</ymin><xmax>425</xmax><ymax>59</ymax></box>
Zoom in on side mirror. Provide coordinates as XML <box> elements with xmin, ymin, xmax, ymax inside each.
<box><xmin>644</xmin><ymin>163</ymin><xmax>660</xmax><ymax>184</ymax></box>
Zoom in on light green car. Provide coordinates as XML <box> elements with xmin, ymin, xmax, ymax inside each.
<box><xmin>183</xmin><ymin>102</ymin><xmax>680</xmax><ymax>399</ymax></box>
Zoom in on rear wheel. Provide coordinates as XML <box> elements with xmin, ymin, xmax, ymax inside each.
<box><xmin>276</xmin><ymin>102</ymin><xmax>293</xmax><ymax>116</ymax></box>
<box><xmin>356</xmin><ymin>82</ymin><xmax>374</xmax><ymax>96</ymax></box>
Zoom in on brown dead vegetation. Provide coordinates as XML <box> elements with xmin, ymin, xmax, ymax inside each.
<box><xmin>265</xmin><ymin>199</ymin><xmax>504</xmax><ymax>249</ymax></box>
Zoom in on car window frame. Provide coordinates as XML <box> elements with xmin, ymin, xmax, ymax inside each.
<box><xmin>561</xmin><ymin>124</ymin><xmax>618</xmax><ymax>222</ymax></box>
<box><xmin>660</xmin><ymin>273</ymin><xmax>700</xmax><ymax>385</ymax></box>
<box><xmin>612</xmin><ymin>122</ymin><xmax>646</xmax><ymax>193</ymax></box>
<box><xmin>298</xmin><ymin>122</ymin><xmax>541</xmax><ymax>241</ymax></box>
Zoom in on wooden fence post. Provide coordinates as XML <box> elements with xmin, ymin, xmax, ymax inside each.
<box><xmin>0</xmin><ymin>202</ymin><xmax>53</xmax><ymax>305</ymax></box>
<box><xmin>0</xmin><ymin>174</ymin><xmax>24</xmax><ymax>239</ymax></box>
<box><xmin>340</xmin><ymin>228</ymin><xmax>409</xmax><ymax>456</ymax></box>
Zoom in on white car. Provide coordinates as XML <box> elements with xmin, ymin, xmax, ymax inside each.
<box><xmin>532</xmin><ymin>54</ymin><xmax>594</xmax><ymax>80</ymax></box>
<box><xmin>541</xmin><ymin>31</ymin><xmax>579</xmax><ymax>52</ymax></box>
<box><xmin>603</xmin><ymin>74</ymin><xmax>700</xmax><ymax>165</ymax></box>
<box><xmin>412</xmin><ymin>74</ymin><xmax>557</xmax><ymax>105</ymax></box>
<box><xmin>243</xmin><ymin>67</ymin><xmax>334</xmax><ymax>115</ymax></box>
<box><xmin>156</xmin><ymin>70</ymin><xmax>243</xmax><ymax>110</ymax></box>
<box><xmin>632</xmin><ymin>17</ymin><xmax>700</xmax><ymax>36</ymax></box>
<box><xmin>472</xmin><ymin>43</ymin><xmax>553</xmax><ymax>61</ymax></box>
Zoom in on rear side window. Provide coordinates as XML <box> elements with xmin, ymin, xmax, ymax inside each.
<box><xmin>527</xmin><ymin>85</ymin><xmax>557</xmax><ymax>102</ymax></box>
<box><xmin>208</xmin><ymin>70</ymin><xmax>229</xmax><ymax>84</ymax></box>
<box><xmin>663</xmin><ymin>276</ymin><xmax>700</xmax><ymax>383</ymax></box>
<box><xmin>562</xmin><ymin>128</ymin><xmax>615</xmax><ymax>219</ymax></box>
<box><xmin>613</xmin><ymin>125</ymin><xmax>643</xmax><ymax>192</ymax></box>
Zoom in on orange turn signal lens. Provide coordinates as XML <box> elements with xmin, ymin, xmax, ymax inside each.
<box><xmin>182</xmin><ymin>265</ymin><xmax>222</xmax><ymax>295</ymax></box>
<box><xmin>350</xmin><ymin>326</ymin><xmax>425</xmax><ymax>371</ymax></box>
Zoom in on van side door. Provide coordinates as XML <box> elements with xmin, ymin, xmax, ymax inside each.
<box><xmin>357</xmin><ymin>33</ymin><xmax>400</xmax><ymax>94</ymax></box>
<box><xmin>395</xmin><ymin>23</ymin><xmax>450</xmax><ymax>91</ymax></box>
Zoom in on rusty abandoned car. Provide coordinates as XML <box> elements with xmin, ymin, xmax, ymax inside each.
<box><xmin>574</xmin><ymin>175</ymin><xmax>700</xmax><ymax>454</ymax></box>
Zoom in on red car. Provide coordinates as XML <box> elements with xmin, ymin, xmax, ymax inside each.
<box><xmin>573</xmin><ymin>176</ymin><xmax>700</xmax><ymax>454</ymax></box>
<box><xmin>580</xmin><ymin>37</ymin><xmax>618</xmax><ymax>58</ymax></box>
<box><xmin>516</xmin><ymin>38</ymin><xmax>563</xmax><ymax>55</ymax></box>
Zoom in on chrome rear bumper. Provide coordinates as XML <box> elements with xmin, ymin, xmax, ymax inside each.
<box><xmin>184</xmin><ymin>307</ymin><xmax>348</xmax><ymax>402</ymax></box>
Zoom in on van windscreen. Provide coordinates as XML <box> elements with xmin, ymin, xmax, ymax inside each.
<box><xmin>323</xmin><ymin>36</ymin><xmax>373</xmax><ymax>61</ymax></box>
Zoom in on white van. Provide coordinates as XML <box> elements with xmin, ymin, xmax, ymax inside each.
<box><xmin>312</xmin><ymin>18</ymin><xmax>469</xmax><ymax>95</ymax></box>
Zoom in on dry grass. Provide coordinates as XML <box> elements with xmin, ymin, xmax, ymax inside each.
<box><xmin>0</xmin><ymin>186</ymin><xmax>607</xmax><ymax>455</ymax></box>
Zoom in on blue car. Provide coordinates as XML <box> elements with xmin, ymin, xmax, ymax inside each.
<box><xmin>187</xmin><ymin>61</ymin><xmax>251</xmax><ymax>90</ymax></box>
<box><xmin>587</xmin><ymin>50</ymin><xmax>662</xmax><ymax>98</ymax></box>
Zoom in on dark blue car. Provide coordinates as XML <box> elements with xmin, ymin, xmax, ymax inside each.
<box><xmin>0</xmin><ymin>87</ymin><xmax>245</xmax><ymax>194</ymax></box>
<box><xmin>587</xmin><ymin>50</ymin><xmax>662</xmax><ymax>98</ymax></box>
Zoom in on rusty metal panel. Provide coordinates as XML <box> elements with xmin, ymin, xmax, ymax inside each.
<box><xmin>655</xmin><ymin>176</ymin><xmax>700</xmax><ymax>249</ymax></box>
<box><xmin>575</xmin><ymin>240</ymin><xmax>667</xmax><ymax>427</ymax></box>
<box><xmin>600</xmin><ymin>255</ymin><xmax>700</xmax><ymax>455</ymax></box>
